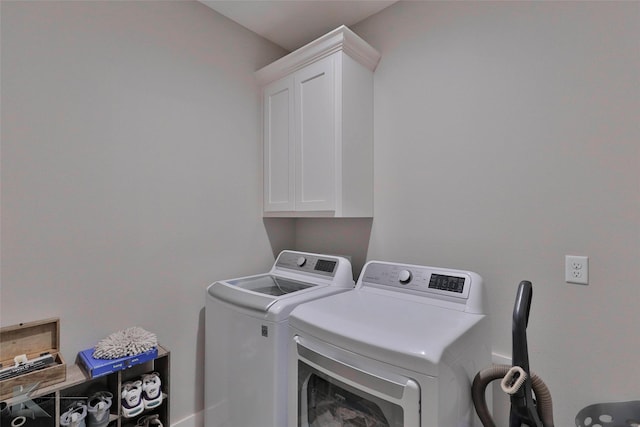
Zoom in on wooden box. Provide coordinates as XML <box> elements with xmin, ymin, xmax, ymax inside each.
<box><xmin>0</xmin><ymin>318</ymin><xmax>66</xmax><ymax>401</ymax></box>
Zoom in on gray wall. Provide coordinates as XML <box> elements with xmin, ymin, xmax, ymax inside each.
<box><xmin>1</xmin><ymin>2</ymin><xmax>289</xmax><ymax>425</ymax></box>
<box><xmin>303</xmin><ymin>2</ymin><xmax>640</xmax><ymax>426</ymax></box>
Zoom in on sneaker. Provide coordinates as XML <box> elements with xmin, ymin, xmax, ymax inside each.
<box><xmin>121</xmin><ymin>381</ymin><xmax>144</xmax><ymax>418</ymax></box>
<box><xmin>136</xmin><ymin>414</ymin><xmax>163</xmax><ymax>427</ymax></box>
<box><xmin>87</xmin><ymin>391</ymin><xmax>113</xmax><ymax>427</ymax></box>
<box><xmin>60</xmin><ymin>401</ymin><xmax>88</xmax><ymax>427</ymax></box>
<box><xmin>141</xmin><ymin>372</ymin><xmax>162</xmax><ymax>409</ymax></box>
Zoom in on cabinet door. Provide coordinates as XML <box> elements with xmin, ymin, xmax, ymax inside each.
<box><xmin>294</xmin><ymin>55</ymin><xmax>336</xmax><ymax>212</ymax></box>
<box><xmin>263</xmin><ymin>77</ymin><xmax>295</xmax><ymax>212</ymax></box>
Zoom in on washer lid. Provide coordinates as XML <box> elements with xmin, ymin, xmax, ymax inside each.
<box><xmin>289</xmin><ymin>289</ymin><xmax>486</xmax><ymax>375</ymax></box>
<box><xmin>209</xmin><ymin>274</ymin><xmax>314</xmax><ymax>312</ymax></box>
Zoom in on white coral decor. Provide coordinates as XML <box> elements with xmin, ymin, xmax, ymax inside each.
<box><xmin>93</xmin><ymin>327</ymin><xmax>157</xmax><ymax>359</ymax></box>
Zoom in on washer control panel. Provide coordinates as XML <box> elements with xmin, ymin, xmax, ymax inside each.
<box><xmin>275</xmin><ymin>251</ymin><xmax>339</xmax><ymax>277</ymax></box>
<box><xmin>360</xmin><ymin>262</ymin><xmax>472</xmax><ymax>300</ymax></box>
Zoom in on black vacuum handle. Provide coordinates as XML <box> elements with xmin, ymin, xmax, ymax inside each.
<box><xmin>512</xmin><ymin>280</ymin><xmax>533</xmax><ymax>372</ymax></box>
<box><xmin>509</xmin><ymin>280</ymin><xmax>544</xmax><ymax>427</ymax></box>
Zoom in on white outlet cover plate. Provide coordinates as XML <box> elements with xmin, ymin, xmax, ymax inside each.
<box><xmin>565</xmin><ymin>255</ymin><xmax>589</xmax><ymax>285</ymax></box>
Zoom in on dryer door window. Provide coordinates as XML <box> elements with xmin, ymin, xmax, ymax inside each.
<box><xmin>295</xmin><ymin>338</ymin><xmax>420</xmax><ymax>427</ymax></box>
<box><xmin>302</xmin><ymin>369</ymin><xmax>397</xmax><ymax>427</ymax></box>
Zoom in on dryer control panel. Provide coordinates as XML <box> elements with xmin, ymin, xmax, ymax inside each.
<box><xmin>358</xmin><ymin>261</ymin><xmax>485</xmax><ymax>314</ymax></box>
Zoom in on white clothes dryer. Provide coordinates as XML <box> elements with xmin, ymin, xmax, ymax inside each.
<box><xmin>288</xmin><ymin>260</ymin><xmax>491</xmax><ymax>427</ymax></box>
<box><xmin>205</xmin><ymin>250</ymin><xmax>354</xmax><ymax>427</ymax></box>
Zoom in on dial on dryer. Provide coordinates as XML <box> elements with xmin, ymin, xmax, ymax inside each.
<box><xmin>399</xmin><ymin>270</ymin><xmax>412</xmax><ymax>284</ymax></box>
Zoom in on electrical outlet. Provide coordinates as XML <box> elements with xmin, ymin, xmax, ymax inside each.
<box><xmin>565</xmin><ymin>255</ymin><xmax>589</xmax><ymax>285</ymax></box>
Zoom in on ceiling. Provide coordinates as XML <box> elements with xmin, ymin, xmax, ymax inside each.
<box><xmin>199</xmin><ymin>1</ymin><xmax>397</xmax><ymax>52</ymax></box>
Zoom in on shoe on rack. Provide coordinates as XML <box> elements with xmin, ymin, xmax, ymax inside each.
<box><xmin>136</xmin><ymin>414</ymin><xmax>163</xmax><ymax>427</ymax></box>
<box><xmin>60</xmin><ymin>401</ymin><xmax>88</xmax><ymax>427</ymax></box>
<box><xmin>121</xmin><ymin>380</ymin><xmax>144</xmax><ymax>418</ymax></box>
<box><xmin>141</xmin><ymin>372</ymin><xmax>162</xmax><ymax>409</ymax></box>
<box><xmin>87</xmin><ymin>391</ymin><xmax>113</xmax><ymax>427</ymax></box>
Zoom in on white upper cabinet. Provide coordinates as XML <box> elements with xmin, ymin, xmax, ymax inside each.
<box><xmin>256</xmin><ymin>26</ymin><xmax>380</xmax><ymax>217</ymax></box>
<box><xmin>263</xmin><ymin>75</ymin><xmax>295</xmax><ymax>211</ymax></box>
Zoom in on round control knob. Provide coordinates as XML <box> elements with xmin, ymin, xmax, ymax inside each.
<box><xmin>398</xmin><ymin>269</ymin><xmax>412</xmax><ymax>284</ymax></box>
<box><xmin>296</xmin><ymin>256</ymin><xmax>307</xmax><ymax>267</ymax></box>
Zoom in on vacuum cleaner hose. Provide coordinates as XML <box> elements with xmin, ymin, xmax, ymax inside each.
<box><xmin>472</xmin><ymin>364</ymin><xmax>555</xmax><ymax>427</ymax></box>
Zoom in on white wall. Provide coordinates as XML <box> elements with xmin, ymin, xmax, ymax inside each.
<box><xmin>345</xmin><ymin>2</ymin><xmax>636</xmax><ymax>425</ymax></box>
<box><xmin>3</xmin><ymin>2</ymin><xmax>639</xmax><ymax>427</ymax></box>
<box><xmin>0</xmin><ymin>1</ymin><xmax>289</xmax><ymax>424</ymax></box>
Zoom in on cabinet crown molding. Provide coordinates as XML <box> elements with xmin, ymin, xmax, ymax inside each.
<box><xmin>256</xmin><ymin>25</ymin><xmax>381</xmax><ymax>85</ymax></box>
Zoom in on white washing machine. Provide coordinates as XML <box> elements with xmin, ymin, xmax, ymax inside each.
<box><xmin>205</xmin><ymin>250</ymin><xmax>354</xmax><ymax>427</ymax></box>
<box><xmin>288</xmin><ymin>260</ymin><xmax>491</xmax><ymax>427</ymax></box>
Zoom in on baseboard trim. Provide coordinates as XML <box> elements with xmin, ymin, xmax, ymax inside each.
<box><xmin>172</xmin><ymin>410</ymin><xmax>203</xmax><ymax>427</ymax></box>
<box><xmin>492</xmin><ymin>352</ymin><xmax>512</xmax><ymax>365</ymax></box>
